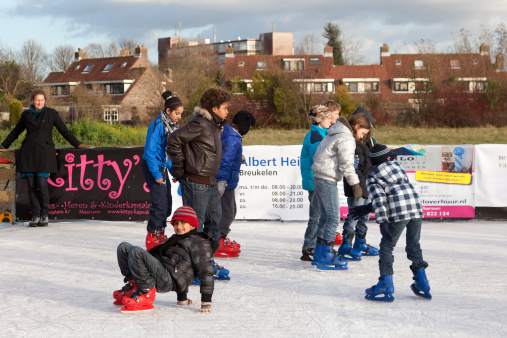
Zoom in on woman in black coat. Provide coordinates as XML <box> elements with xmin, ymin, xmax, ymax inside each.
<box><xmin>1</xmin><ymin>89</ymin><xmax>87</xmax><ymax>227</ymax></box>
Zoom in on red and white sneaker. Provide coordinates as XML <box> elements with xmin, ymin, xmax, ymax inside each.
<box><xmin>145</xmin><ymin>230</ymin><xmax>167</xmax><ymax>251</ymax></box>
<box><xmin>113</xmin><ymin>279</ymin><xmax>137</xmax><ymax>305</ymax></box>
<box><xmin>334</xmin><ymin>233</ymin><xmax>343</xmax><ymax>246</ymax></box>
<box><xmin>121</xmin><ymin>287</ymin><xmax>156</xmax><ymax>312</ymax></box>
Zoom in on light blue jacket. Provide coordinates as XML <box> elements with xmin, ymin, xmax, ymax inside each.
<box><xmin>300</xmin><ymin>124</ymin><xmax>328</xmax><ymax>191</ymax></box>
<box><xmin>142</xmin><ymin>115</ymin><xmax>173</xmax><ymax>181</ymax></box>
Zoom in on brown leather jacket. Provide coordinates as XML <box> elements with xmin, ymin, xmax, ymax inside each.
<box><xmin>167</xmin><ymin>107</ymin><xmax>226</xmax><ymax>181</ymax></box>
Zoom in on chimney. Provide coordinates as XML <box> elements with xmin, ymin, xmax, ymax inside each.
<box><xmin>225</xmin><ymin>45</ymin><xmax>234</xmax><ymax>58</ymax></box>
<box><xmin>119</xmin><ymin>48</ymin><xmax>130</xmax><ymax>56</ymax></box>
<box><xmin>74</xmin><ymin>48</ymin><xmax>87</xmax><ymax>61</ymax></box>
<box><xmin>496</xmin><ymin>54</ymin><xmax>505</xmax><ymax>72</ymax></box>
<box><xmin>324</xmin><ymin>45</ymin><xmax>333</xmax><ymax>57</ymax></box>
<box><xmin>480</xmin><ymin>43</ymin><xmax>490</xmax><ymax>56</ymax></box>
<box><xmin>134</xmin><ymin>45</ymin><xmax>148</xmax><ymax>66</ymax></box>
<box><xmin>380</xmin><ymin>43</ymin><xmax>390</xmax><ymax>65</ymax></box>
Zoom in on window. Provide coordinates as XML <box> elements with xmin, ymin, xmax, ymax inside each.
<box><xmin>392</xmin><ymin>78</ymin><xmax>429</xmax><ymax>93</ymax></box>
<box><xmin>74</xmin><ymin>65</ymin><xmax>80</xmax><ymax>70</ymax></box>
<box><xmin>104</xmin><ymin>108</ymin><xmax>119</xmax><ymax>123</ymax></box>
<box><xmin>450</xmin><ymin>60</ymin><xmax>460</xmax><ymax>69</ymax></box>
<box><xmin>310</xmin><ymin>58</ymin><xmax>320</xmax><ymax>66</ymax></box>
<box><xmin>414</xmin><ymin>60</ymin><xmax>424</xmax><ymax>69</ymax></box>
<box><xmin>395</xmin><ymin>60</ymin><xmax>402</xmax><ymax>65</ymax></box>
<box><xmin>120</xmin><ymin>62</ymin><xmax>127</xmax><ymax>67</ymax></box>
<box><xmin>238</xmin><ymin>61</ymin><xmax>244</xmax><ymax>66</ymax></box>
<box><xmin>473</xmin><ymin>59</ymin><xmax>479</xmax><ymax>65</ymax></box>
<box><xmin>348</xmin><ymin>82</ymin><xmax>358</xmax><ymax>92</ymax></box>
<box><xmin>256</xmin><ymin>61</ymin><xmax>266</xmax><ymax>69</ymax></box>
<box><xmin>82</xmin><ymin>64</ymin><xmax>93</xmax><ymax>73</ymax></box>
<box><xmin>344</xmin><ymin>79</ymin><xmax>380</xmax><ymax>93</ymax></box>
<box><xmin>282</xmin><ymin>58</ymin><xmax>304</xmax><ymax>71</ymax></box>
<box><xmin>103</xmin><ymin>63</ymin><xmax>114</xmax><ymax>72</ymax></box>
<box><xmin>109</xmin><ymin>83</ymin><xmax>124</xmax><ymax>94</ymax></box>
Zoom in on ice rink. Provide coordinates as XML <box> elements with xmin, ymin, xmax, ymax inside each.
<box><xmin>1</xmin><ymin>219</ymin><xmax>506</xmax><ymax>337</ymax></box>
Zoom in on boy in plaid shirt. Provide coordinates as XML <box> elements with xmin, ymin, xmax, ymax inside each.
<box><xmin>351</xmin><ymin>144</ymin><xmax>431</xmax><ymax>301</ymax></box>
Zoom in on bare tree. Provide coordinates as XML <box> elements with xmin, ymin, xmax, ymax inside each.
<box><xmin>17</xmin><ymin>40</ymin><xmax>48</xmax><ymax>82</ymax></box>
<box><xmin>295</xmin><ymin>32</ymin><xmax>322</xmax><ymax>55</ymax></box>
<box><xmin>0</xmin><ymin>60</ymin><xmax>32</xmax><ymax>102</ymax></box>
<box><xmin>85</xmin><ymin>40</ymin><xmax>118</xmax><ymax>58</ymax></box>
<box><xmin>48</xmin><ymin>44</ymin><xmax>75</xmax><ymax>72</ymax></box>
<box><xmin>342</xmin><ymin>33</ymin><xmax>365</xmax><ymax>65</ymax></box>
<box><xmin>118</xmin><ymin>38</ymin><xmax>138</xmax><ymax>54</ymax></box>
<box><xmin>495</xmin><ymin>22</ymin><xmax>507</xmax><ymax>58</ymax></box>
<box><xmin>409</xmin><ymin>39</ymin><xmax>438</xmax><ymax>54</ymax></box>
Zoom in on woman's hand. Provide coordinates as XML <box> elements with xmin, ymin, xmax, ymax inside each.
<box><xmin>77</xmin><ymin>144</ymin><xmax>89</xmax><ymax>149</ymax></box>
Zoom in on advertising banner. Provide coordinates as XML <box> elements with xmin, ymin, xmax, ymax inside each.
<box><xmin>475</xmin><ymin>144</ymin><xmax>507</xmax><ymax>207</ymax></box>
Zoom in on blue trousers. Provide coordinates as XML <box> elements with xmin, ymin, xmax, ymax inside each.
<box><xmin>342</xmin><ymin>197</ymin><xmax>370</xmax><ymax>237</ymax></box>
<box><xmin>313</xmin><ymin>177</ymin><xmax>339</xmax><ymax>243</ymax></box>
<box><xmin>302</xmin><ymin>190</ymin><xmax>322</xmax><ymax>250</ymax></box>
<box><xmin>141</xmin><ymin>159</ymin><xmax>172</xmax><ymax>233</ymax></box>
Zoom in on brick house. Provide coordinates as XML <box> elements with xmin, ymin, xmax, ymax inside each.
<box><xmin>41</xmin><ymin>46</ymin><xmax>166</xmax><ymax>123</ymax></box>
<box><xmin>224</xmin><ymin>43</ymin><xmax>505</xmax><ymax>115</ymax></box>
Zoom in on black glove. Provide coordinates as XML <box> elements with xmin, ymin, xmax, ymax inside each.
<box><xmin>379</xmin><ymin>222</ymin><xmax>393</xmax><ymax>241</ymax></box>
<box><xmin>171</xmin><ymin>163</ymin><xmax>184</xmax><ymax>180</ymax></box>
<box><xmin>348</xmin><ymin>203</ymin><xmax>372</xmax><ymax>220</ymax></box>
<box><xmin>352</xmin><ymin>184</ymin><xmax>363</xmax><ymax>201</ymax></box>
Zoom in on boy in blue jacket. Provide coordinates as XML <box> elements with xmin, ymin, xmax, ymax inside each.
<box><xmin>299</xmin><ymin>102</ymin><xmax>340</xmax><ymax>261</ymax></box>
<box><xmin>214</xmin><ymin>110</ymin><xmax>256</xmax><ymax>257</ymax></box>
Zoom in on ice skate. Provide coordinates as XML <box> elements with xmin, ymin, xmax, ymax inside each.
<box><xmin>365</xmin><ymin>275</ymin><xmax>395</xmax><ymax>302</ymax></box>
<box><xmin>337</xmin><ymin>234</ymin><xmax>362</xmax><ymax>261</ymax></box>
<box><xmin>353</xmin><ymin>233</ymin><xmax>378</xmax><ymax>256</ymax></box>
<box><xmin>334</xmin><ymin>232</ymin><xmax>343</xmax><ymax>246</ymax></box>
<box><xmin>300</xmin><ymin>248</ymin><xmax>315</xmax><ymax>262</ymax></box>
<box><xmin>113</xmin><ymin>279</ymin><xmax>137</xmax><ymax>305</ymax></box>
<box><xmin>28</xmin><ymin>216</ymin><xmax>40</xmax><ymax>227</ymax></box>
<box><xmin>316</xmin><ymin>241</ymin><xmax>348</xmax><ymax>271</ymax></box>
<box><xmin>214</xmin><ymin>238</ymin><xmax>240</xmax><ymax>257</ymax></box>
<box><xmin>221</xmin><ymin>235</ymin><xmax>241</xmax><ymax>249</ymax></box>
<box><xmin>121</xmin><ymin>287</ymin><xmax>156</xmax><ymax>312</ymax></box>
<box><xmin>145</xmin><ymin>230</ymin><xmax>167</xmax><ymax>251</ymax></box>
<box><xmin>410</xmin><ymin>266</ymin><xmax>432</xmax><ymax>300</ymax></box>
<box><xmin>39</xmin><ymin>216</ymin><xmax>49</xmax><ymax>227</ymax></box>
<box><xmin>212</xmin><ymin>260</ymin><xmax>230</xmax><ymax>280</ymax></box>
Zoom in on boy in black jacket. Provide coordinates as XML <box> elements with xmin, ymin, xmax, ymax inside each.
<box><xmin>113</xmin><ymin>206</ymin><xmax>216</xmax><ymax>312</ymax></box>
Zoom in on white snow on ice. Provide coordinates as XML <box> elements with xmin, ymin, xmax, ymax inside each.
<box><xmin>1</xmin><ymin>220</ymin><xmax>506</xmax><ymax>337</ymax></box>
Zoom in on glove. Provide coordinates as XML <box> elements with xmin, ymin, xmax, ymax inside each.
<box><xmin>177</xmin><ymin>299</ymin><xmax>197</xmax><ymax>306</ymax></box>
<box><xmin>170</xmin><ymin>163</ymin><xmax>184</xmax><ymax>180</ymax></box>
<box><xmin>199</xmin><ymin>302</ymin><xmax>212</xmax><ymax>313</ymax></box>
<box><xmin>379</xmin><ymin>222</ymin><xmax>393</xmax><ymax>242</ymax></box>
<box><xmin>241</xmin><ymin>154</ymin><xmax>246</xmax><ymax>164</ymax></box>
<box><xmin>352</xmin><ymin>184</ymin><xmax>363</xmax><ymax>201</ymax></box>
<box><xmin>348</xmin><ymin>203</ymin><xmax>372</xmax><ymax>220</ymax></box>
<box><xmin>217</xmin><ymin>181</ymin><xmax>227</xmax><ymax>197</ymax></box>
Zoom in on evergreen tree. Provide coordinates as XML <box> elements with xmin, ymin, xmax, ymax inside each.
<box><xmin>323</xmin><ymin>22</ymin><xmax>344</xmax><ymax>65</ymax></box>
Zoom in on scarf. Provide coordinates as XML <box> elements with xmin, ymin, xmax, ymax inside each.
<box><xmin>160</xmin><ymin>111</ymin><xmax>179</xmax><ymax>137</ymax></box>
<box><xmin>30</xmin><ymin>104</ymin><xmax>45</xmax><ymax>121</ymax></box>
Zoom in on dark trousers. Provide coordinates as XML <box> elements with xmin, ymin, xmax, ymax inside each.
<box><xmin>141</xmin><ymin>159</ymin><xmax>172</xmax><ymax>233</ymax></box>
<box><xmin>117</xmin><ymin>242</ymin><xmax>173</xmax><ymax>292</ymax></box>
<box><xmin>219</xmin><ymin>189</ymin><xmax>237</xmax><ymax>236</ymax></box>
<box><xmin>26</xmin><ymin>175</ymin><xmax>49</xmax><ymax>218</ymax></box>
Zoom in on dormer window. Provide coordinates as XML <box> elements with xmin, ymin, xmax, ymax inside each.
<box><xmin>103</xmin><ymin>63</ymin><xmax>114</xmax><ymax>72</ymax></box>
<box><xmin>414</xmin><ymin>60</ymin><xmax>424</xmax><ymax>69</ymax></box>
<box><xmin>238</xmin><ymin>61</ymin><xmax>244</xmax><ymax>67</ymax></box>
<box><xmin>473</xmin><ymin>59</ymin><xmax>479</xmax><ymax>65</ymax></box>
<box><xmin>74</xmin><ymin>65</ymin><xmax>80</xmax><ymax>70</ymax></box>
<box><xmin>395</xmin><ymin>60</ymin><xmax>402</xmax><ymax>65</ymax></box>
<box><xmin>120</xmin><ymin>62</ymin><xmax>127</xmax><ymax>67</ymax></box>
<box><xmin>256</xmin><ymin>61</ymin><xmax>266</xmax><ymax>69</ymax></box>
<box><xmin>450</xmin><ymin>60</ymin><xmax>460</xmax><ymax>69</ymax></box>
<box><xmin>82</xmin><ymin>64</ymin><xmax>93</xmax><ymax>73</ymax></box>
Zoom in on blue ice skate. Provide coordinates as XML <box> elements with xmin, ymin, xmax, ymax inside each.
<box><xmin>353</xmin><ymin>234</ymin><xmax>379</xmax><ymax>256</ymax></box>
<box><xmin>212</xmin><ymin>260</ymin><xmax>231</xmax><ymax>281</ymax></box>
<box><xmin>337</xmin><ymin>235</ymin><xmax>362</xmax><ymax>261</ymax></box>
<box><xmin>316</xmin><ymin>241</ymin><xmax>348</xmax><ymax>271</ymax></box>
<box><xmin>410</xmin><ymin>267</ymin><xmax>432</xmax><ymax>299</ymax></box>
<box><xmin>365</xmin><ymin>275</ymin><xmax>395</xmax><ymax>302</ymax></box>
<box><xmin>311</xmin><ymin>240</ymin><xmax>323</xmax><ymax>266</ymax></box>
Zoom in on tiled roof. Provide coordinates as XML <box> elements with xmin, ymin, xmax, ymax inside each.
<box><xmin>43</xmin><ymin>55</ymin><xmax>144</xmax><ymax>84</ymax></box>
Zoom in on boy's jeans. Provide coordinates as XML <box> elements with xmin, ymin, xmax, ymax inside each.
<box><xmin>180</xmin><ymin>176</ymin><xmax>222</xmax><ymax>240</ymax></box>
<box><xmin>378</xmin><ymin>218</ymin><xmax>428</xmax><ymax>275</ymax></box>
<box><xmin>117</xmin><ymin>242</ymin><xmax>173</xmax><ymax>292</ymax></box>
<box><xmin>313</xmin><ymin>177</ymin><xmax>339</xmax><ymax>243</ymax></box>
<box><xmin>302</xmin><ymin>190</ymin><xmax>322</xmax><ymax>250</ymax></box>
<box><xmin>342</xmin><ymin>197</ymin><xmax>370</xmax><ymax>237</ymax></box>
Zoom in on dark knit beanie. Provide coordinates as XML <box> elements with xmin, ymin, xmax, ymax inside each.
<box><xmin>370</xmin><ymin>144</ymin><xmax>397</xmax><ymax>166</ymax></box>
<box><xmin>232</xmin><ymin>110</ymin><xmax>256</xmax><ymax>136</ymax></box>
<box><xmin>170</xmin><ymin>206</ymin><xmax>198</xmax><ymax>228</ymax></box>
<box><xmin>352</xmin><ymin>106</ymin><xmax>376</xmax><ymax>123</ymax></box>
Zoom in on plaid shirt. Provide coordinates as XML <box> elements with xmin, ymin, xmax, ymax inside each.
<box><xmin>366</xmin><ymin>161</ymin><xmax>423</xmax><ymax>223</ymax></box>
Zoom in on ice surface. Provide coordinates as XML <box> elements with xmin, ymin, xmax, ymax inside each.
<box><xmin>1</xmin><ymin>220</ymin><xmax>506</xmax><ymax>337</ymax></box>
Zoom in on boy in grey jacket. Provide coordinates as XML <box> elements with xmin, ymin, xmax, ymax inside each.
<box><xmin>113</xmin><ymin>206</ymin><xmax>216</xmax><ymax>312</ymax></box>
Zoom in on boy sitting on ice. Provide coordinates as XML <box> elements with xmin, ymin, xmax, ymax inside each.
<box><xmin>349</xmin><ymin>144</ymin><xmax>431</xmax><ymax>302</ymax></box>
<box><xmin>113</xmin><ymin>206</ymin><xmax>216</xmax><ymax>312</ymax></box>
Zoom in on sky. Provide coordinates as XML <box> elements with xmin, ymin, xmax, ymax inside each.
<box><xmin>1</xmin><ymin>0</ymin><xmax>506</xmax><ymax>67</ymax></box>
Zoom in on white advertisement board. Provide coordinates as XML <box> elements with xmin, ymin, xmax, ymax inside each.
<box><xmin>475</xmin><ymin>144</ymin><xmax>507</xmax><ymax>207</ymax></box>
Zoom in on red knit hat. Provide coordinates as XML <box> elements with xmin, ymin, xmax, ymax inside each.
<box><xmin>170</xmin><ymin>206</ymin><xmax>199</xmax><ymax>228</ymax></box>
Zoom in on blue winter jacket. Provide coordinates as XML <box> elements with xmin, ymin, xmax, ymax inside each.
<box><xmin>300</xmin><ymin>124</ymin><xmax>328</xmax><ymax>191</ymax></box>
<box><xmin>216</xmin><ymin>125</ymin><xmax>243</xmax><ymax>190</ymax></box>
<box><xmin>142</xmin><ymin>115</ymin><xmax>172</xmax><ymax>181</ymax></box>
